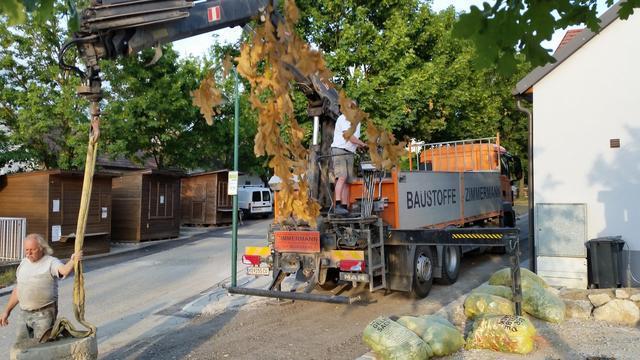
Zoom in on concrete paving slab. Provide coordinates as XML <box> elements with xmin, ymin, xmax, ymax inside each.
<box><xmin>10</xmin><ymin>335</ymin><xmax>97</xmax><ymax>360</ymax></box>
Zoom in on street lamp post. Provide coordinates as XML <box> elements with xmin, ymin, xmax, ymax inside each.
<box><xmin>231</xmin><ymin>68</ymin><xmax>240</xmax><ymax>288</ymax></box>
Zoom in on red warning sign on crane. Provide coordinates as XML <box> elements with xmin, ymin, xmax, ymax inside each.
<box><xmin>208</xmin><ymin>6</ymin><xmax>221</xmax><ymax>22</ymax></box>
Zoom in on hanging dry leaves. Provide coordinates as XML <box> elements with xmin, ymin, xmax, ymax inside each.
<box><xmin>222</xmin><ymin>55</ymin><xmax>233</xmax><ymax>80</ymax></box>
<box><xmin>191</xmin><ymin>72</ymin><xmax>223</xmax><ymax>125</ymax></box>
<box><xmin>233</xmin><ymin>0</ymin><xmax>403</xmax><ymax>225</ymax></box>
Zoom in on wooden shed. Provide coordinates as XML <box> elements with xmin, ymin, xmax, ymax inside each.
<box><xmin>111</xmin><ymin>169</ymin><xmax>182</xmax><ymax>242</ymax></box>
<box><xmin>181</xmin><ymin>170</ymin><xmax>233</xmax><ymax>226</ymax></box>
<box><xmin>0</xmin><ymin>170</ymin><xmax>116</xmax><ymax>258</ymax></box>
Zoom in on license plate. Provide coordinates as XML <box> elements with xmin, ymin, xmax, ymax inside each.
<box><xmin>340</xmin><ymin>272</ymin><xmax>369</xmax><ymax>282</ymax></box>
<box><xmin>247</xmin><ymin>266</ymin><xmax>270</xmax><ymax>276</ymax></box>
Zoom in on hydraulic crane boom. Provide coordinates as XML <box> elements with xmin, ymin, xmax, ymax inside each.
<box><xmin>61</xmin><ymin>0</ymin><xmax>339</xmax><ymax>120</ymax></box>
<box><xmin>74</xmin><ymin>0</ymin><xmax>270</xmax><ymax>66</ymax></box>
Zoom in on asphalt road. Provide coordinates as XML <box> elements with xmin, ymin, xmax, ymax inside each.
<box><xmin>0</xmin><ymin>218</ymin><xmax>271</xmax><ymax>355</ymax></box>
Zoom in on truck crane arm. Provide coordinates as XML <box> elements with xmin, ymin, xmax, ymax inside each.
<box><xmin>61</xmin><ymin>0</ymin><xmax>339</xmax><ymax>119</ymax></box>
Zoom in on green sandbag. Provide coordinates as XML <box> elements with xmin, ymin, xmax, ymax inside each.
<box><xmin>464</xmin><ymin>293</ymin><xmax>515</xmax><ymax>319</ymax></box>
<box><xmin>363</xmin><ymin>317</ymin><xmax>432</xmax><ymax>360</ymax></box>
<box><xmin>471</xmin><ymin>284</ymin><xmax>514</xmax><ymax>300</ymax></box>
<box><xmin>488</xmin><ymin>267</ymin><xmax>548</xmax><ymax>289</ymax></box>
<box><xmin>396</xmin><ymin>315</ymin><xmax>464</xmax><ymax>356</ymax></box>
<box><xmin>466</xmin><ymin>315</ymin><xmax>537</xmax><ymax>354</ymax></box>
<box><xmin>522</xmin><ymin>284</ymin><xmax>566</xmax><ymax>323</ymax></box>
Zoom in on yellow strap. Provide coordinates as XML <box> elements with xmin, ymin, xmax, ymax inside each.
<box><xmin>48</xmin><ymin>109</ymin><xmax>100</xmax><ymax>340</ymax></box>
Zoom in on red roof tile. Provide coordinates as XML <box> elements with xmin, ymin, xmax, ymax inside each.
<box><xmin>556</xmin><ymin>29</ymin><xmax>584</xmax><ymax>52</ymax></box>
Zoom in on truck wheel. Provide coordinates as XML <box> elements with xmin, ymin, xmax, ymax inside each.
<box><xmin>412</xmin><ymin>246</ymin><xmax>434</xmax><ymax>298</ymax></box>
<box><xmin>500</xmin><ymin>209</ymin><xmax>516</xmax><ymax>228</ymax></box>
<box><xmin>317</xmin><ymin>268</ymin><xmax>340</xmax><ymax>291</ymax></box>
<box><xmin>436</xmin><ymin>246</ymin><xmax>461</xmax><ymax>285</ymax></box>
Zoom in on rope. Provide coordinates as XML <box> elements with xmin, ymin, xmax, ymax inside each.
<box><xmin>47</xmin><ymin>103</ymin><xmax>100</xmax><ymax>340</ymax></box>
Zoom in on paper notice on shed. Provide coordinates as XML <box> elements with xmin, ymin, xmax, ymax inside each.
<box><xmin>52</xmin><ymin>225</ymin><xmax>61</xmax><ymax>242</ymax></box>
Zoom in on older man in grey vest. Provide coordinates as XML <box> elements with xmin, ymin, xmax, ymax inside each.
<box><xmin>0</xmin><ymin>233</ymin><xmax>82</xmax><ymax>343</ymax></box>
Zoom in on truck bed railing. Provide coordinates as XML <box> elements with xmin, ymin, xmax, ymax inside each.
<box><xmin>408</xmin><ymin>134</ymin><xmax>503</xmax><ymax>173</ymax></box>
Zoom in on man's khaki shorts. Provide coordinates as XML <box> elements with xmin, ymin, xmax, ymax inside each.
<box><xmin>331</xmin><ymin>147</ymin><xmax>355</xmax><ymax>182</ymax></box>
<box><xmin>16</xmin><ymin>303</ymin><xmax>57</xmax><ymax>344</ymax></box>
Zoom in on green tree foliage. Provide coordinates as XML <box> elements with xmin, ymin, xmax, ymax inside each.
<box><xmin>296</xmin><ymin>0</ymin><xmax>529</xmax><ymax>160</ymax></box>
<box><xmin>1</xmin><ymin>1</ymin><xmax>637</xmax><ymax>73</ymax></box>
<box><xmin>0</xmin><ymin>9</ymin><xmax>90</xmax><ymax>170</ymax></box>
<box><xmin>453</xmin><ymin>0</ymin><xmax>639</xmax><ymax>74</ymax></box>
<box><xmin>100</xmin><ymin>42</ymin><xmax>267</xmax><ymax>177</ymax></box>
<box><xmin>100</xmin><ymin>46</ymin><xmax>203</xmax><ymax>169</ymax></box>
<box><xmin>0</xmin><ymin>0</ymin><xmax>80</xmax><ymax>29</ymax></box>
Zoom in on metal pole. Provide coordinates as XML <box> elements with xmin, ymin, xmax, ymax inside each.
<box><xmin>517</xmin><ymin>99</ymin><xmax>535</xmax><ymax>273</ymax></box>
<box><xmin>312</xmin><ymin>115</ymin><xmax>320</xmax><ymax>145</ymax></box>
<box><xmin>231</xmin><ymin>68</ymin><xmax>240</xmax><ymax>287</ymax></box>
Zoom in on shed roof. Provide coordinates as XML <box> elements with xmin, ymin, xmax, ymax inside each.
<box><xmin>1</xmin><ymin>169</ymin><xmax>121</xmax><ymax>179</ymax></box>
<box><xmin>513</xmin><ymin>2</ymin><xmax>623</xmax><ymax>96</ymax></box>
<box><xmin>122</xmin><ymin>169</ymin><xmax>185</xmax><ymax>177</ymax></box>
<box><xmin>186</xmin><ymin>169</ymin><xmax>244</xmax><ymax>177</ymax></box>
<box><xmin>97</xmin><ymin>154</ymin><xmax>158</xmax><ymax>170</ymax></box>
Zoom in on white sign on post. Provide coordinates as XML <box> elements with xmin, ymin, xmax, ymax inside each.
<box><xmin>52</xmin><ymin>225</ymin><xmax>61</xmax><ymax>242</ymax></box>
<box><xmin>228</xmin><ymin>171</ymin><xmax>239</xmax><ymax>196</ymax></box>
<box><xmin>52</xmin><ymin>199</ymin><xmax>60</xmax><ymax>212</ymax></box>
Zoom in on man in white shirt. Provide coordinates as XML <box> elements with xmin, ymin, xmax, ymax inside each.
<box><xmin>331</xmin><ymin>101</ymin><xmax>367</xmax><ymax>215</ymax></box>
<box><xmin>0</xmin><ymin>233</ymin><xmax>82</xmax><ymax>344</ymax></box>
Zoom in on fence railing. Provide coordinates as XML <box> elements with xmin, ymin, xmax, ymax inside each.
<box><xmin>0</xmin><ymin>217</ymin><xmax>26</xmax><ymax>261</ymax></box>
<box><xmin>408</xmin><ymin>134</ymin><xmax>502</xmax><ymax>173</ymax></box>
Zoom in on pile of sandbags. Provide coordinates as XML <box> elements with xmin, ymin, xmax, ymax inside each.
<box><xmin>396</xmin><ymin>315</ymin><xmax>465</xmax><ymax>357</ymax></box>
<box><xmin>363</xmin><ymin>315</ymin><xmax>464</xmax><ymax>359</ymax></box>
<box><xmin>464</xmin><ymin>293</ymin><xmax>515</xmax><ymax>319</ymax></box>
<box><xmin>488</xmin><ymin>267</ymin><xmax>565</xmax><ymax>323</ymax></box>
<box><xmin>466</xmin><ymin>315</ymin><xmax>537</xmax><ymax>354</ymax></box>
<box><xmin>363</xmin><ymin>317</ymin><xmax>431</xmax><ymax>360</ymax></box>
<box><xmin>363</xmin><ymin>267</ymin><xmax>562</xmax><ymax>358</ymax></box>
<box><xmin>460</xmin><ymin>267</ymin><xmax>564</xmax><ymax>355</ymax></box>
<box><xmin>470</xmin><ymin>284</ymin><xmax>513</xmax><ymax>300</ymax></box>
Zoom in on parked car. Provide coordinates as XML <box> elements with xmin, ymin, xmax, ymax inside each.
<box><xmin>237</xmin><ymin>186</ymin><xmax>273</xmax><ymax>218</ymax></box>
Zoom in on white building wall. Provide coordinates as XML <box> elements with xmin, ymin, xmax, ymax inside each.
<box><xmin>533</xmin><ymin>13</ymin><xmax>640</xmax><ymax>286</ymax></box>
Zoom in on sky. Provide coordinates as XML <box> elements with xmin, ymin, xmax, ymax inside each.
<box><xmin>172</xmin><ymin>0</ymin><xmax>609</xmax><ymax>59</ymax></box>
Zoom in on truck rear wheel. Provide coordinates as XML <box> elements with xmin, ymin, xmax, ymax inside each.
<box><xmin>317</xmin><ymin>268</ymin><xmax>340</xmax><ymax>291</ymax></box>
<box><xmin>436</xmin><ymin>246</ymin><xmax>461</xmax><ymax>285</ymax></box>
<box><xmin>500</xmin><ymin>210</ymin><xmax>516</xmax><ymax>228</ymax></box>
<box><xmin>412</xmin><ymin>246</ymin><xmax>434</xmax><ymax>298</ymax></box>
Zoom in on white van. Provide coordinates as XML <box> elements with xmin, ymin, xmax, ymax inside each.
<box><xmin>237</xmin><ymin>186</ymin><xmax>273</xmax><ymax>218</ymax></box>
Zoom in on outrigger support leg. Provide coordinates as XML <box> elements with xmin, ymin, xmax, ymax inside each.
<box><xmin>269</xmin><ymin>269</ymin><xmax>286</xmax><ymax>291</ymax></box>
<box><xmin>507</xmin><ymin>232</ymin><xmax>523</xmax><ymax>316</ymax></box>
<box><xmin>226</xmin><ymin>286</ymin><xmax>361</xmax><ymax>304</ymax></box>
<box><xmin>303</xmin><ymin>273</ymin><xmax>318</xmax><ymax>294</ymax></box>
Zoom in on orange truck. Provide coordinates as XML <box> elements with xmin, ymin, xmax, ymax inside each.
<box><xmin>238</xmin><ymin>136</ymin><xmax>523</xmax><ymax>303</ymax></box>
